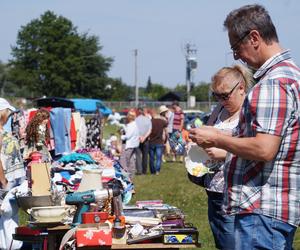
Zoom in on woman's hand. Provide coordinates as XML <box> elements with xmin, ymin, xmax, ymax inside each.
<box><xmin>0</xmin><ymin>178</ymin><xmax>8</xmax><ymax>189</ymax></box>
<box><xmin>205</xmin><ymin>147</ymin><xmax>227</xmax><ymax>161</ymax></box>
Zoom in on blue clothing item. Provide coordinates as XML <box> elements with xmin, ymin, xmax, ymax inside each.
<box><xmin>235</xmin><ymin>214</ymin><xmax>296</xmax><ymax>250</ymax></box>
<box><xmin>3</xmin><ymin>116</ymin><xmax>12</xmax><ymax>132</ymax></box>
<box><xmin>50</xmin><ymin>108</ymin><xmax>72</xmax><ymax>155</ymax></box>
<box><xmin>207</xmin><ymin>191</ymin><xmax>235</xmax><ymax>250</ymax></box>
<box><xmin>58</xmin><ymin>153</ymin><xmax>95</xmax><ymax>164</ymax></box>
<box><xmin>149</xmin><ymin>144</ymin><xmax>164</xmax><ymax>174</ymax></box>
<box><xmin>168</xmin><ymin>131</ymin><xmax>185</xmax><ymax>155</ymax></box>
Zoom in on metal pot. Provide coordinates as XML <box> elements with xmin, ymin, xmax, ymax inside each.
<box><xmin>16</xmin><ymin>195</ymin><xmax>53</xmax><ymax>213</ymax></box>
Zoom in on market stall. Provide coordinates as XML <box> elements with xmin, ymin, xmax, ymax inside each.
<box><xmin>0</xmin><ymin>106</ymin><xmax>201</xmax><ymax>250</ymax></box>
<box><xmin>9</xmin><ymin>149</ymin><xmax>200</xmax><ymax>250</ymax></box>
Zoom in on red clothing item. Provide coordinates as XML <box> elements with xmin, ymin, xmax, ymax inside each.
<box><xmin>173</xmin><ymin>110</ymin><xmax>184</xmax><ymax>131</ymax></box>
<box><xmin>70</xmin><ymin>116</ymin><xmax>77</xmax><ymax>150</ymax></box>
<box><xmin>182</xmin><ymin>129</ymin><xmax>191</xmax><ymax>143</ymax></box>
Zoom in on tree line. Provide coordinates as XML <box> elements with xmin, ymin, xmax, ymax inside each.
<box><xmin>0</xmin><ymin>11</ymin><xmax>211</xmax><ymax>102</ymax></box>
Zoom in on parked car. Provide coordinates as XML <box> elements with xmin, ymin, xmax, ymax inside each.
<box><xmin>183</xmin><ymin>109</ymin><xmax>211</xmax><ymax>127</ymax></box>
<box><xmin>183</xmin><ymin>110</ymin><xmax>204</xmax><ymax>124</ymax></box>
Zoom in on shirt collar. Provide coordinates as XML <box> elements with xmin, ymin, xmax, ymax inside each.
<box><xmin>253</xmin><ymin>49</ymin><xmax>292</xmax><ymax>80</ymax></box>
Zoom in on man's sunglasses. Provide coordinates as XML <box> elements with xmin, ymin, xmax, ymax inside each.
<box><xmin>231</xmin><ymin>31</ymin><xmax>251</xmax><ymax>56</ymax></box>
<box><xmin>212</xmin><ymin>80</ymin><xmax>240</xmax><ymax>101</ymax></box>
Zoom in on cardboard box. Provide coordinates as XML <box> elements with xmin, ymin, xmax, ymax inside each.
<box><xmin>163</xmin><ymin>227</ymin><xmax>198</xmax><ymax>244</ymax></box>
<box><xmin>76</xmin><ymin>223</ymin><xmax>112</xmax><ymax>247</ymax></box>
<box><xmin>30</xmin><ymin>163</ymin><xmax>51</xmax><ymax>196</ymax></box>
<box><xmin>82</xmin><ymin>212</ymin><xmax>108</xmax><ymax>224</ymax></box>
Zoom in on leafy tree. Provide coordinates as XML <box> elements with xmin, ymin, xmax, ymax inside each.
<box><xmin>0</xmin><ymin>61</ymin><xmax>10</xmax><ymax>96</ymax></box>
<box><xmin>174</xmin><ymin>84</ymin><xmax>187</xmax><ymax>101</ymax></box>
<box><xmin>147</xmin><ymin>83</ymin><xmax>169</xmax><ymax>100</ymax></box>
<box><xmin>145</xmin><ymin>76</ymin><xmax>152</xmax><ymax>93</ymax></box>
<box><xmin>9</xmin><ymin>11</ymin><xmax>112</xmax><ymax>98</ymax></box>
<box><xmin>191</xmin><ymin>82</ymin><xmax>211</xmax><ymax>101</ymax></box>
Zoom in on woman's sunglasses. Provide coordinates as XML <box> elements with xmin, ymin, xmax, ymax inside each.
<box><xmin>212</xmin><ymin>81</ymin><xmax>240</xmax><ymax>101</ymax></box>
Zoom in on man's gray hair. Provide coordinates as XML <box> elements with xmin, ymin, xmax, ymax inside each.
<box><xmin>224</xmin><ymin>4</ymin><xmax>279</xmax><ymax>44</ymax></box>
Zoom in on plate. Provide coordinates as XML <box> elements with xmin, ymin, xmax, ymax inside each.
<box><xmin>28</xmin><ymin>221</ymin><xmax>64</xmax><ymax>228</ymax></box>
<box><xmin>184</xmin><ymin>144</ymin><xmax>212</xmax><ymax>177</ymax></box>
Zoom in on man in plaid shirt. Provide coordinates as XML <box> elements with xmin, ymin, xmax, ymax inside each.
<box><xmin>189</xmin><ymin>4</ymin><xmax>300</xmax><ymax>250</ymax></box>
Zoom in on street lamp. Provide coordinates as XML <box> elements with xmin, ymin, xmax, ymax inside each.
<box><xmin>184</xmin><ymin>43</ymin><xmax>197</xmax><ymax>108</ymax></box>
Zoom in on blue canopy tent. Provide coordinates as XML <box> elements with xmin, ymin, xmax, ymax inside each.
<box><xmin>70</xmin><ymin>98</ymin><xmax>112</xmax><ymax>116</ymax></box>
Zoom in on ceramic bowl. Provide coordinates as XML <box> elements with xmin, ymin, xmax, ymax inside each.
<box><xmin>30</xmin><ymin>206</ymin><xmax>67</xmax><ymax>222</ymax></box>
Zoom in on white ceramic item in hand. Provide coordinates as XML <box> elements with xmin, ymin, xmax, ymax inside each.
<box><xmin>30</xmin><ymin>206</ymin><xmax>67</xmax><ymax>222</ymax></box>
<box><xmin>185</xmin><ymin>144</ymin><xmax>211</xmax><ymax>177</ymax></box>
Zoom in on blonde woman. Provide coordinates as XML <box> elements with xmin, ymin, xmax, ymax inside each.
<box><xmin>119</xmin><ymin>110</ymin><xmax>140</xmax><ymax>179</ymax></box>
<box><xmin>188</xmin><ymin>64</ymin><xmax>253</xmax><ymax>250</ymax></box>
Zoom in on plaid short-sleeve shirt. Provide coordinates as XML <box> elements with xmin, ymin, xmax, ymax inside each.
<box><xmin>223</xmin><ymin>50</ymin><xmax>300</xmax><ymax>226</ymax></box>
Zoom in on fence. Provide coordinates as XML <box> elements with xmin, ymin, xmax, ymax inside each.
<box><xmin>103</xmin><ymin>101</ymin><xmax>217</xmax><ymax>112</ymax></box>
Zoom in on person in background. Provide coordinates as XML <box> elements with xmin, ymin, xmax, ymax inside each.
<box><xmin>193</xmin><ymin>115</ymin><xmax>203</xmax><ymax>128</ymax></box>
<box><xmin>107</xmin><ymin>108</ymin><xmax>121</xmax><ymax>126</ymax></box>
<box><xmin>190</xmin><ymin>4</ymin><xmax>300</xmax><ymax>249</ymax></box>
<box><xmin>11</xmin><ymin>99</ymin><xmax>27</xmax><ymax>151</ymax></box>
<box><xmin>144</xmin><ymin>107</ymin><xmax>152</xmax><ymax>120</ymax></box>
<box><xmin>0</xmin><ymin>98</ymin><xmax>26</xmax><ymax>250</ymax></box>
<box><xmin>86</xmin><ymin>109</ymin><xmax>103</xmax><ymax>150</ymax></box>
<box><xmin>188</xmin><ymin>64</ymin><xmax>253</xmax><ymax>250</ymax></box>
<box><xmin>160</xmin><ymin>105</ymin><xmax>174</xmax><ymax>162</ymax></box>
<box><xmin>181</xmin><ymin>122</ymin><xmax>192</xmax><ymax>144</ymax></box>
<box><xmin>119</xmin><ymin>110</ymin><xmax>139</xmax><ymax>179</ymax></box>
<box><xmin>23</xmin><ymin>109</ymin><xmax>52</xmax><ymax>162</ymax></box>
<box><xmin>135</xmin><ymin>107</ymin><xmax>152</xmax><ymax>175</ymax></box>
<box><xmin>148</xmin><ymin>108</ymin><xmax>168</xmax><ymax>175</ymax></box>
<box><xmin>109</xmin><ymin>135</ymin><xmax>122</xmax><ymax>161</ymax></box>
<box><xmin>172</xmin><ymin>101</ymin><xmax>184</xmax><ymax>161</ymax></box>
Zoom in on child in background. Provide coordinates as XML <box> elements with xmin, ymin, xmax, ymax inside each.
<box><xmin>109</xmin><ymin>135</ymin><xmax>122</xmax><ymax>160</ymax></box>
<box><xmin>23</xmin><ymin>109</ymin><xmax>52</xmax><ymax>162</ymax></box>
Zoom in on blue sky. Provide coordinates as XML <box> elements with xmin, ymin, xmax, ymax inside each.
<box><xmin>1</xmin><ymin>0</ymin><xmax>299</xmax><ymax>88</ymax></box>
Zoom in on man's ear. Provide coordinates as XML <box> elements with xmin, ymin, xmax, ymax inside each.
<box><xmin>249</xmin><ymin>30</ymin><xmax>261</xmax><ymax>48</ymax></box>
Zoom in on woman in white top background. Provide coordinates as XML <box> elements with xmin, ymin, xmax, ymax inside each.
<box><xmin>119</xmin><ymin>110</ymin><xmax>139</xmax><ymax>180</ymax></box>
<box><xmin>188</xmin><ymin>64</ymin><xmax>253</xmax><ymax>250</ymax></box>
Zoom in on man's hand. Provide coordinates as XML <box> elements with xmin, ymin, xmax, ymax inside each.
<box><xmin>189</xmin><ymin>126</ymin><xmax>220</xmax><ymax>148</ymax></box>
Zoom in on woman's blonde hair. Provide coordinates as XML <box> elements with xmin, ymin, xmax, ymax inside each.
<box><xmin>0</xmin><ymin>109</ymin><xmax>11</xmax><ymax>126</ymax></box>
<box><xmin>211</xmin><ymin>64</ymin><xmax>253</xmax><ymax>91</ymax></box>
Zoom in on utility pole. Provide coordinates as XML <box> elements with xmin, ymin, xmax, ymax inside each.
<box><xmin>134</xmin><ymin>49</ymin><xmax>138</xmax><ymax>107</ymax></box>
<box><xmin>184</xmin><ymin>43</ymin><xmax>197</xmax><ymax>108</ymax></box>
